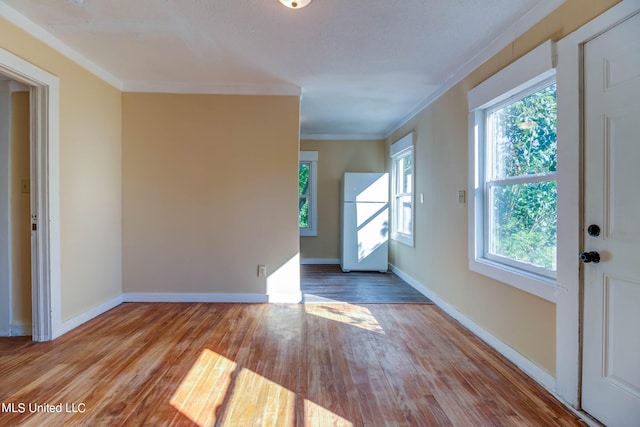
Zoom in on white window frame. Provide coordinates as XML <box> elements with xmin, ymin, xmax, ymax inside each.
<box><xmin>390</xmin><ymin>132</ymin><xmax>414</xmax><ymax>247</ymax></box>
<box><xmin>299</xmin><ymin>151</ymin><xmax>318</xmax><ymax>237</ymax></box>
<box><xmin>468</xmin><ymin>40</ymin><xmax>558</xmax><ymax>303</ymax></box>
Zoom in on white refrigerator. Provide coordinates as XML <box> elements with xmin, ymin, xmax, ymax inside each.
<box><xmin>340</xmin><ymin>172</ymin><xmax>389</xmax><ymax>272</ymax></box>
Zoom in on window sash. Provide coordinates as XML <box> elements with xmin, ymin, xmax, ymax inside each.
<box><xmin>483</xmin><ymin>177</ymin><xmax>557</xmax><ymax>278</ymax></box>
<box><xmin>394</xmin><ymin>193</ymin><xmax>412</xmax><ymax>236</ymax></box>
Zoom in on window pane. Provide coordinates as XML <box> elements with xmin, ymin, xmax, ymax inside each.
<box><xmin>396</xmin><ymin>154</ymin><xmax>413</xmax><ymax>193</ymax></box>
<box><xmin>488</xmin><ymin>181</ymin><xmax>557</xmax><ymax>270</ymax></box>
<box><xmin>299</xmin><ymin>196</ymin><xmax>309</xmax><ymax>228</ymax></box>
<box><xmin>489</xmin><ymin>83</ymin><xmax>556</xmax><ymax>180</ymax></box>
<box><xmin>395</xmin><ymin>194</ymin><xmax>412</xmax><ymax>235</ymax></box>
<box><xmin>299</xmin><ymin>163</ymin><xmax>310</xmax><ymax>196</ymax></box>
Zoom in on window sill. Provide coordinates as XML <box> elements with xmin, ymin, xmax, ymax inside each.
<box><xmin>391</xmin><ymin>232</ymin><xmax>414</xmax><ymax>248</ymax></box>
<box><xmin>469</xmin><ymin>257</ymin><xmax>559</xmax><ymax>303</ymax></box>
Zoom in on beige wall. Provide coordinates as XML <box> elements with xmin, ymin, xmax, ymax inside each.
<box><xmin>1</xmin><ymin>18</ymin><xmax>123</xmax><ymax>322</ymax></box>
<box><xmin>386</xmin><ymin>0</ymin><xmax>620</xmax><ymax>375</ymax></box>
<box><xmin>300</xmin><ymin>139</ymin><xmax>385</xmax><ymax>260</ymax></box>
<box><xmin>10</xmin><ymin>91</ymin><xmax>30</xmax><ymax>326</ymax></box>
<box><xmin>122</xmin><ymin>93</ymin><xmax>300</xmax><ymax>296</ymax></box>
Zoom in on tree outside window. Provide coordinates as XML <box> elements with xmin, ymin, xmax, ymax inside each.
<box><xmin>486</xmin><ymin>82</ymin><xmax>557</xmax><ymax>272</ymax></box>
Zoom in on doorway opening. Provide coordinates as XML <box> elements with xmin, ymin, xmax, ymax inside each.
<box><xmin>0</xmin><ymin>47</ymin><xmax>61</xmax><ymax>342</ymax></box>
<box><xmin>0</xmin><ymin>77</ymin><xmax>31</xmax><ymax>337</ymax></box>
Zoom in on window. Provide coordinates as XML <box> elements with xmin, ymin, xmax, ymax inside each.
<box><xmin>468</xmin><ymin>40</ymin><xmax>558</xmax><ymax>300</ymax></box>
<box><xmin>485</xmin><ymin>81</ymin><xmax>557</xmax><ymax>274</ymax></box>
<box><xmin>390</xmin><ymin>133</ymin><xmax>414</xmax><ymax>247</ymax></box>
<box><xmin>299</xmin><ymin>151</ymin><xmax>318</xmax><ymax>236</ymax></box>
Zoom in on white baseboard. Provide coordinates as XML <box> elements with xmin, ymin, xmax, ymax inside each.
<box><xmin>10</xmin><ymin>323</ymin><xmax>32</xmax><ymax>336</ymax></box>
<box><xmin>389</xmin><ymin>264</ymin><xmax>556</xmax><ymax>392</ymax></box>
<box><xmin>300</xmin><ymin>258</ymin><xmax>339</xmax><ymax>265</ymax></box>
<box><xmin>52</xmin><ymin>291</ymin><xmax>300</xmax><ymax>339</ymax></box>
<box><xmin>58</xmin><ymin>294</ymin><xmax>123</xmax><ymax>338</ymax></box>
<box><xmin>123</xmin><ymin>293</ymin><xmax>269</xmax><ymax>303</ymax></box>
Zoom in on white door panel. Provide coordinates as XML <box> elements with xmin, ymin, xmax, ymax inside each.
<box><xmin>582</xmin><ymin>11</ymin><xmax>640</xmax><ymax>427</ymax></box>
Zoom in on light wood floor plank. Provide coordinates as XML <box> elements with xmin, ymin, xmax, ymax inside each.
<box><xmin>0</xmin><ymin>303</ymin><xmax>586</xmax><ymax>426</ymax></box>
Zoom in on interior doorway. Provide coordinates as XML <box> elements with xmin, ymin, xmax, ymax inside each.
<box><xmin>0</xmin><ymin>76</ymin><xmax>31</xmax><ymax>337</ymax></box>
<box><xmin>0</xmin><ymin>47</ymin><xmax>61</xmax><ymax>342</ymax></box>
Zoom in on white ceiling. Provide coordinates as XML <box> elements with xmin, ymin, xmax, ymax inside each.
<box><xmin>0</xmin><ymin>0</ymin><xmax>561</xmax><ymax>139</ymax></box>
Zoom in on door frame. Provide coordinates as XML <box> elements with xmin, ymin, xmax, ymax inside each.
<box><xmin>0</xmin><ymin>86</ymin><xmax>11</xmax><ymax>336</ymax></box>
<box><xmin>0</xmin><ymin>47</ymin><xmax>60</xmax><ymax>342</ymax></box>
<box><xmin>555</xmin><ymin>0</ymin><xmax>640</xmax><ymax>408</ymax></box>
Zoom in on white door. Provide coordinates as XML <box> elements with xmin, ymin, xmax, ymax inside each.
<box><xmin>582</xmin><ymin>12</ymin><xmax>640</xmax><ymax>427</ymax></box>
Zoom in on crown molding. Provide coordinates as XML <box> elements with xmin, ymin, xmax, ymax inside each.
<box><xmin>384</xmin><ymin>0</ymin><xmax>566</xmax><ymax>139</ymax></box>
<box><xmin>0</xmin><ymin>1</ymin><xmax>301</xmax><ymax>97</ymax></box>
<box><xmin>300</xmin><ymin>133</ymin><xmax>386</xmax><ymax>141</ymax></box>
<box><xmin>122</xmin><ymin>81</ymin><xmax>301</xmax><ymax>96</ymax></box>
<box><xmin>0</xmin><ymin>2</ymin><xmax>124</xmax><ymax>90</ymax></box>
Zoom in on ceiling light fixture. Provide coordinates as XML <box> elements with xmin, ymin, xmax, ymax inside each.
<box><xmin>279</xmin><ymin>0</ymin><xmax>312</xmax><ymax>9</ymax></box>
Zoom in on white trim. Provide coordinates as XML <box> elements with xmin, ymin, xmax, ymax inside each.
<box><xmin>123</xmin><ymin>293</ymin><xmax>269</xmax><ymax>303</ymax></box>
<box><xmin>300</xmin><ymin>258</ymin><xmax>340</xmax><ymax>265</ymax></box>
<box><xmin>299</xmin><ymin>151</ymin><xmax>318</xmax><ymax>162</ymax></box>
<box><xmin>0</xmin><ymin>91</ymin><xmax>11</xmax><ymax>336</ymax></box>
<box><xmin>0</xmin><ymin>47</ymin><xmax>61</xmax><ymax>342</ymax></box>
<box><xmin>554</xmin><ymin>0</ymin><xmax>640</xmax><ymax>409</ymax></box>
<box><xmin>123</xmin><ymin>81</ymin><xmax>301</xmax><ymax>96</ymax></box>
<box><xmin>390</xmin><ymin>133</ymin><xmax>415</xmax><ymax>247</ymax></box>
<box><xmin>0</xmin><ymin>3</ymin><xmax>123</xmax><ymax>90</ymax></box>
<box><xmin>469</xmin><ymin>259</ymin><xmax>559</xmax><ymax>303</ymax></box>
<box><xmin>9</xmin><ymin>323</ymin><xmax>31</xmax><ymax>336</ymax></box>
<box><xmin>388</xmin><ymin>264</ymin><xmax>556</xmax><ymax>391</ymax></box>
<box><xmin>385</xmin><ymin>0</ymin><xmax>565</xmax><ymax>138</ymax></box>
<box><xmin>468</xmin><ymin>40</ymin><xmax>556</xmax><ymax>111</ymax></box>
<box><xmin>390</xmin><ymin>132</ymin><xmax>413</xmax><ymax>156</ymax></box>
<box><xmin>300</xmin><ymin>133</ymin><xmax>386</xmax><ymax>141</ymax></box>
<box><xmin>467</xmin><ymin>43</ymin><xmax>558</xmax><ymax>302</ymax></box>
<box><xmin>58</xmin><ymin>295</ymin><xmax>123</xmax><ymax>337</ymax></box>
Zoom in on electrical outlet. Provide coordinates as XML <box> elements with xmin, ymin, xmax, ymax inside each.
<box><xmin>257</xmin><ymin>264</ymin><xmax>267</xmax><ymax>277</ymax></box>
<box><xmin>458</xmin><ymin>190</ymin><xmax>466</xmax><ymax>204</ymax></box>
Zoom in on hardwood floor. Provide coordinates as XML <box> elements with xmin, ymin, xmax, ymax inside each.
<box><xmin>0</xmin><ymin>303</ymin><xmax>585</xmax><ymax>426</ymax></box>
<box><xmin>301</xmin><ymin>264</ymin><xmax>432</xmax><ymax>303</ymax></box>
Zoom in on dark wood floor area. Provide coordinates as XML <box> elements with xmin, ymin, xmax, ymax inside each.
<box><xmin>0</xmin><ymin>303</ymin><xmax>584</xmax><ymax>426</ymax></box>
<box><xmin>301</xmin><ymin>264</ymin><xmax>432</xmax><ymax>303</ymax></box>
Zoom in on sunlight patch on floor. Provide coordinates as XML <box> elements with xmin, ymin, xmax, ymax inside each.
<box><xmin>305</xmin><ymin>304</ymin><xmax>385</xmax><ymax>334</ymax></box>
<box><xmin>219</xmin><ymin>367</ymin><xmax>295</xmax><ymax>426</ymax></box>
<box><xmin>305</xmin><ymin>399</ymin><xmax>354</xmax><ymax>427</ymax></box>
<box><xmin>170</xmin><ymin>349</ymin><xmax>237</xmax><ymax>426</ymax></box>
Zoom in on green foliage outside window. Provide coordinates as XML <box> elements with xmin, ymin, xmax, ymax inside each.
<box><xmin>489</xmin><ymin>83</ymin><xmax>557</xmax><ymax>270</ymax></box>
<box><xmin>299</xmin><ymin>163</ymin><xmax>310</xmax><ymax>228</ymax></box>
